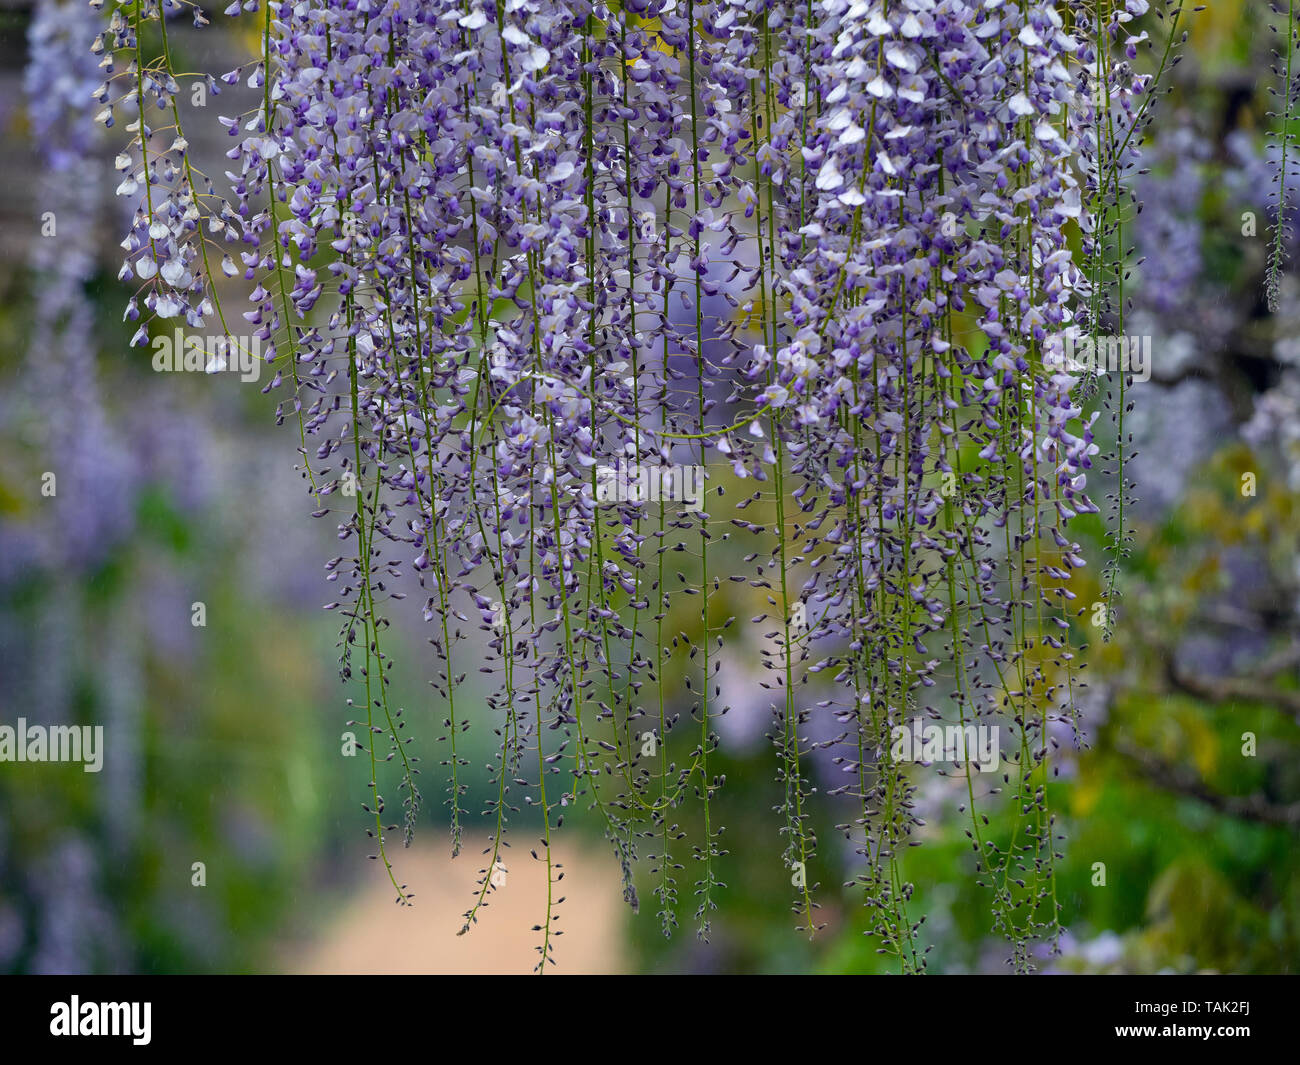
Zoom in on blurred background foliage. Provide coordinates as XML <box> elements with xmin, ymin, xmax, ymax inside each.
<box><xmin>1</xmin><ymin>0</ymin><xmax>1298</xmax><ymax>973</ymax></box>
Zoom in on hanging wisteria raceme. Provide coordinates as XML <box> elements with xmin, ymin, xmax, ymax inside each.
<box><xmin>27</xmin><ymin>0</ymin><xmax>136</xmax><ymax>572</ymax></box>
<box><xmin>1068</xmin><ymin>0</ymin><xmax>1189</xmax><ymax>641</ymax></box>
<box><xmin>1268</xmin><ymin>0</ymin><xmax>1300</xmax><ymax>312</ymax></box>
<box><xmin>95</xmin><ymin>0</ymin><xmax>1182</xmax><ymax>971</ymax></box>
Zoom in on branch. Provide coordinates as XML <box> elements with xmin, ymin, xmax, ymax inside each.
<box><xmin>1164</xmin><ymin>657</ymin><xmax>1300</xmax><ymax>725</ymax></box>
<box><xmin>1112</xmin><ymin>738</ymin><xmax>1300</xmax><ymax>827</ymax></box>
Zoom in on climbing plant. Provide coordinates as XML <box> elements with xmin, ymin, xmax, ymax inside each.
<box><xmin>89</xmin><ymin>0</ymin><xmax>1187</xmax><ymax>971</ymax></box>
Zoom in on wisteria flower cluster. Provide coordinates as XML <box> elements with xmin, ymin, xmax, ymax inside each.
<box><xmin>21</xmin><ymin>0</ymin><xmax>136</xmax><ymax>571</ymax></box>
<box><xmin>94</xmin><ymin>0</ymin><xmax>1177</xmax><ymax>971</ymax></box>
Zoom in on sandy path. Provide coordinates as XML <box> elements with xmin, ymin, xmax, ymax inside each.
<box><xmin>286</xmin><ymin>837</ymin><xmax>629</xmax><ymax>974</ymax></box>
